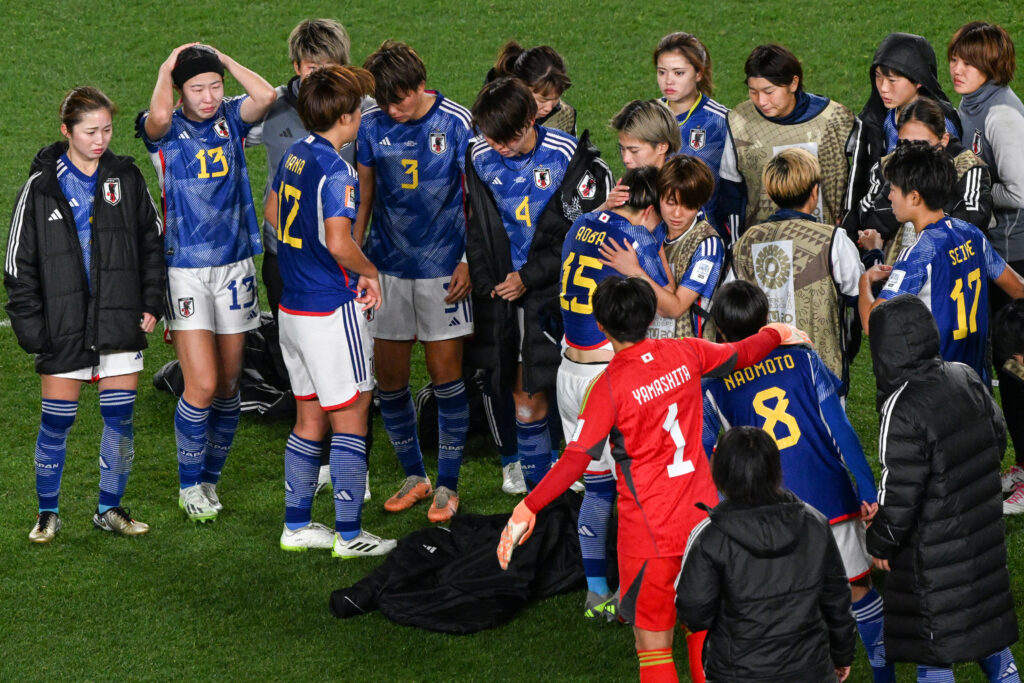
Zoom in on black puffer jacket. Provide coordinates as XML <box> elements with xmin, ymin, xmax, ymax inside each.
<box><xmin>676</xmin><ymin>494</ymin><xmax>855</xmax><ymax>683</ymax></box>
<box><xmin>463</xmin><ymin>130</ymin><xmax>611</xmax><ymax>394</ymax></box>
<box><xmin>866</xmin><ymin>295</ymin><xmax>1017</xmax><ymax>666</ymax></box>
<box><xmin>4</xmin><ymin>142</ymin><xmax>165</xmax><ymax>375</ymax></box>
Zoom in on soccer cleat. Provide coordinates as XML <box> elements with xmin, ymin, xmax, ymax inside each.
<box><xmin>179</xmin><ymin>484</ymin><xmax>218</xmax><ymax>523</ymax></box>
<box><xmin>383</xmin><ymin>475</ymin><xmax>432</xmax><ymax>512</ymax></box>
<box><xmin>93</xmin><ymin>507</ymin><xmax>150</xmax><ymax>536</ymax></box>
<box><xmin>427</xmin><ymin>486</ymin><xmax>459</xmax><ymax>523</ymax></box>
<box><xmin>1004</xmin><ymin>483</ymin><xmax>1024</xmax><ymax>515</ymax></box>
<box><xmin>29</xmin><ymin>511</ymin><xmax>62</xmax><ymax>543</ymax></box>
<box><xmin>280</xmin><ymin>522</ymin><xmax>335</xmax><ymax>551</ymax></box>
<box><xmin>315</xmin><ymin>465</ymin><xmax>332</xmax><ymax>497</ymax></box>
<box><xmin>583</xmin><ymin>590</ymin><xmax>620</xmax><ymax>622</ymax></box>
<box><xmin>1001</xmin><ymin>464</ymin><xmax>1024</xmax><ymax>493</ymax></box>
<box><xmin>501</xmin><ymin>462</ymin><xmax>527</xmax><ymax>495</ymax></box>
<box><xmin>331</xmin><ymin>530</ymin><xmax>397</xmax><ymax>558</ymax></box>
<box><xmin>199</xmin><ymin>483</ymin><xmax>223</xmax><ymax>512</ymax></box>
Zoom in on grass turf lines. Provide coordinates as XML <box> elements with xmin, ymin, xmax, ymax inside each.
<box><xmin>1</xmin><ymin>1</ymin><xmax>1022</xmax><ymax>680</ymax></box>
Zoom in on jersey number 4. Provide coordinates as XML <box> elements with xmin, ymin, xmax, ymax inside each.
<box><xmin>276</xmin><ymin>183</ymin><xmax>303</xmax><ymax>249</ymax></box>
<box><xmin>950</xmin><ymin>268</ymin><xmax>981</xmax><ymax>340</ymax></box>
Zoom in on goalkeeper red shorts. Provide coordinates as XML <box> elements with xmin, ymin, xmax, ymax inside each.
<box><xmin>618</xmin><ymin>553</ymin><xmax>682</xmax><ymax>631</ymax></box>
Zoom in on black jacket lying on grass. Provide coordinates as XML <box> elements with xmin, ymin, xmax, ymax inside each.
<box><xmin>330</xmin><ymin>493</ymin><xmax>586</xmax><ymax>634</ymax></box>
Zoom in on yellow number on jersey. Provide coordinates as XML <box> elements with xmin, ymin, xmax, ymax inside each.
<box><xmin>515</xmin><ymin>196</ymin><xmax>531</xmax><ymax>227</ymax></box>
<box><xmin>195</xmin><ymin>147</ymin><xmax>229</xmax><ymax>179</ymax></box>
<box><xmin>752</xmin><ymin>386</ymin><xmax>801</xmax><ymax>449</ymax></box>
<box><xmin>401</xmin><ymin>159</ymin><xmax>418</xmax><ymax>189</ymax></box>
<box><xmin>950</xmin><ymin>267</ymin><xmax>982</xmax><ymax>340</ymax></box>
<box><xmin>560</xmin><ymin>253</ymin><xmax>602</xmax><ymax>314</ymax></box>
<box><xmin>276</xmin><ymin>183</ymin><xmax>303</xmax><ymax>249</ymax></box>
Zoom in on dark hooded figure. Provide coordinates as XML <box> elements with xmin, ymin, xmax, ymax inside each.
<box><xmin>845</xmin><ymin>33</ymin><xmax>962</xmax><ymax>224</ymax></box>
<box><xmin>865</xmin><ymin>295</ymin><xmax>1018</xmax><ymax>676</ymax></box>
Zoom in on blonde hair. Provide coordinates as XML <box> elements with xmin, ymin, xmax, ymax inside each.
<box><xmin>610</xmin><ymin>100</ymin><xmax>681</xmax><ymax>155</ymax></box>
<box><xmin>289</xmin><ymin>19</ymin><xmax>350</xmax><ymax>66</ymax></box>
<box><xmin>763</xmin><ymin>147</ymin><xmax>820</xmax><ymax>209</ymax></box>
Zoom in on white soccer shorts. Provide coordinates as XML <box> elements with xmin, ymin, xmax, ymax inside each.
<box><xmin>556</xmin><ymin>354</ymin><xmax>614</xmax><ymax>474</ymax></box>
<box><xmin>279</xmin><ymin>300</ymin><xmax>375</xmax><ymax>410</ymax></box>
<box><xmin>373</xmin><ymin>273</ymin><xmax>473</xmax><ymax>342</ymax></box>
<box><xmin>831</xmin><ymin>517</ymin><xmax>872</xmax><ymax>582</ymax></box>
<box><xmin>52</xmin><ymin>350</ymin><xmax>144</xmax><ymax>382</ymax></box>
<box><xmin>166</xmin><ymin>258</ymin><xmax>261</xmax><ymax>334</ymax></box>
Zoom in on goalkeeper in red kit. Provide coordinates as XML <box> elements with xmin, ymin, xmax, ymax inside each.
<box><xmin>497</xmin><ymin>276</ymin><xmax>807</xmax><ymax>683</ymax></box>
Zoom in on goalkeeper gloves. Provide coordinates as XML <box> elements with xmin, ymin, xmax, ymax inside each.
<box><xmin>761</xmin><ymin>322</ymin><xmax>813</xmax><ymax>346</ymax></box>
<box><xmin>497</xmin><ymin>500</ymin><xmax>537</xmax><ymax>570</ymax></box>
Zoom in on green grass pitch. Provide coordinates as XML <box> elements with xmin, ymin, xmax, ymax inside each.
<box><xmin>1</xmin><ymin>1</ymin><xmax>1021</xmax><ymax>680</ymax></box>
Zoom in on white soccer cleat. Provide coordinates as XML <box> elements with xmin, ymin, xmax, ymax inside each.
<box><xmin>280</xmin><ymin>522</ymin><xmax>335</xmax><ymax>551</ymax></box>
<box><xmin>199</xmin><ymin>483</ymin><xmax>223</xmax><ymax>512</ymax></box>
<box><xmin>501</xmin><ymin>462</ymin><xmax>527</xmax><ymax>495</ymax></box>
<box><xmin>331</xmin><ymin>530</ymin><xmax>397</xmax><ymax>558</ymax></box>
<box><xmin>179</xmin><ymin>484</ymin><xmax>217</xmax><ymax>523</ymax></box>
<box><xmin>1000</xmin><ymin>464</ymin><xmax>1024</xmax><ymax>493</ymax></box>
<box><xmin>315</xmin><ymin>465</ymin><xmax>332</xmax><ymax>497</ymax></box>
<box><xmin>1004</xmin><ymin>484</ymin><xmax>1024</xmax><ymax>515</ymax></box>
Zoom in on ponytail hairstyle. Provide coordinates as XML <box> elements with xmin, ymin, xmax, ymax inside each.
<box><xmin>897</xmin><ymin>97</ymin><xmax>947</xmax><ymax>139</ymax></box>
<box><xmin>493</xmin><ymin>41</ymin><xmax>572</xmax><ymax>96</ymax></box>
<box><xmin>60</xmin><ymin>86</ymin><xmax>116</xmax><ymax>131</ymax></box>
<box><xmin>653</xmin><ymin>32</ymin><xmax>714</xmax><ymax>96</ymax></box>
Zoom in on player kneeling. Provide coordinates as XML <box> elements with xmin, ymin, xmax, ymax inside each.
<box><xmin>265</xmin><ymin>65</ymin><xmax>395</xmax><ymax>558</ymax></box>
<box><xmin>498</xmin><ymin>276</ymin><xmax>805</xmax><ymax>683</ymax></box>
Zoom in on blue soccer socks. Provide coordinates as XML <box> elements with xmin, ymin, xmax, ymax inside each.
<box><xmin>379</xmin><ymin>387</ymin><xmax>426</xmax><ymax>478</ymax></box>
<box><xmin>516</xmin><ymin>418</ymin><xmax>551</xmax><ymax>490</ymax></box>
<box><xmin>434</xmin><ymin>379</ymin><xmax>468</xmax><ymax>492</ymax></box>
<box><xmin>97</xmin><ymin>390</ymin><xmax>136</xmax><ymax>512</ymax></box>
<box><xmin>979</xmin><ymin>647</ymin><xmax>1020</xmax><ymax>683</ymax></box>
<box><xmin>284</xmin><ymin>432</ymin><xmax>323</xmax><ymax>530</ymax></box>
<box><xmin>851</xmin><ymin>588</ymin><xmax>895</xmax><ymax>682</ymax></box>
<box><xmin>202</xmin><ymin>392</ymin><xmax>240</xmax><ymax>485</ymax></box>
<box><xmin>580</xmin><ymin>471</ymin><xmax>615</xmax><ymax>596</ymax></box>
<box><xmin>175</xmin><ymin>398</ymin><xmax>210</xmax><ymax>489</ymax></box>
<box><xmin>331</xmin><ymin>433</ymin><xmax>368</xmax><ymax>541</ymax></box>
<box><xmin>35</xmin><ymin>399</ymin><xmax>78</xmax><ymax>513</ymax></box>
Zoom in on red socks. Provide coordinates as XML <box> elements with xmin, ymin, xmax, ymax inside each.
<box><xmin>685</xmin><ymin>630</ymin><xmax>707</xmax><ymax>683</ymax></box>
<box><xmin>637</xmin><ymin>649</ymin><xmax>677</xmax><ymax>683</ymax></box>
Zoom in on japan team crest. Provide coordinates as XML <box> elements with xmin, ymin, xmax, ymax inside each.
<box><xmin>689</xmin><ymin>128</ymin><xmax>706</xmax><ymax>151</ymax></box>
<box><xmin>102</xmin><ymin>178</ymin><xmax>121</xmax><ymax>206</ymax></box>
<box><xmin>429</xmin><ymin>132</ymin><xmax>447</xmax><ymax>155</ymax></box>
<box><xmin>577</xmin><ymin>172</ymin><xmax>597</xmax><ymax>199</ymax></box>
<box><xmin>177</xmin><ymin>297</ymin><xmax>195</xmax><ymax>318</ymax></box>
<box><xmin>972</xmin><ymin>129</ymin><xmax>983</xmax><ymax>155</ymax></box>
<box><xmin>534</xmin><ymin>167</ymin><xmax>551</xmax><ymax>189</ymax></box>
<box><xmin>213</xmin><ymin>117</ymin><xmax>230</xmax><ymax>139</ymax></box>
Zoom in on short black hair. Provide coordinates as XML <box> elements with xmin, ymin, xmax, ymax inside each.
<box><xmin>472</xmin><ymin>77</ymin><xmax>537</xmax><ymax>144</ymax></box>
<box><xmin>884</xmin><ymin>139</ymin><xmax>955</xmax><ymax>211</ymax></box>
<box><xmin>992</xmin><ymin>299</ymin><xmax>1024</xmax><ymax>365</ymax></box>
<box><xmin>620</xmin><ymin>166</ymin><xmax>660</xmax><ymax>212</ymax></box>
<box><xmin>362</xmin><ymin>40</ymin><xmax>426</xmax><ymax>106</ymax></box>
<box><xmin>744</xmin><ymin>44</ymin><xmax>803</xmax><ymax>90</ymax></box>
<box><xmin>593</xmin><ymin>276</ymin><xmax>656</xmax><ymax>343</ymax></box>
<box><xmin>712</xmin><ymin>426</ymin><xmax>785</xmax><ymax>505</ymax></box>
<box><xmin>712</xmin><ymin>281</ymin><xmax>769</xmax><ymax>341</ymax></box>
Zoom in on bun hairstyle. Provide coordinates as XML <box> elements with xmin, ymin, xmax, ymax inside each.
<box><xmin>494</xmin><ymin>41</ymin><xmax>571</xmax><ymax>95</ymax></box>
<box><xmin>60</xmin><ymin>86</ymin><xmax>116</xmax><ymax>131</ymax></box>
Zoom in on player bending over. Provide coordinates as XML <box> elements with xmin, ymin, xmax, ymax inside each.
<box><xmin>264</xmin><ymin>65</ymin><xmax>395</xmax><ymax>558</ymax></box>
<box><xmin>499</xmin><ymin>276</ymin><xmax>804</xmax><ymax>683</ymax></box>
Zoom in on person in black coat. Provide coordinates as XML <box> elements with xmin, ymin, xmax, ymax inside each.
<box><xmin>677</xmin><ymin>426</ymin><xmax>856</xmax><ymax>683</ymax></box>
<box><xmin>5</xmin><ymin>87</ymin><xmax>165</xmax><ymax>543</ymax></box>
<box><xmin>866</xmin><ymin>294</ymin><xmax>1018</xmax><ymax>679</ymax></box>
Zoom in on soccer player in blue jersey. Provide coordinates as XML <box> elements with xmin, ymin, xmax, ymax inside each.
<box><xmin>264</xmin><ymin>65</ymin><xmax>396</xmax><ymax>557</ymax></box>
<box><xmin>703</xmin><ymin>280</ymin><xmax>893</xmax><ymax>682</ymax></box>
<box><xmin>354</xmin><ymin>41</ymin><xmax>474</xmax><ymax>523</ymax></box>
<box><xmin>465</xmin><ymin>76</ymin><xmax>612</xmax><ymax>491</ymax></box>
<box><xmin>139</xmin><ymin>44</ymin><xmax>276</xmax><ymax>522</ymax></box>
<box><xmin>654</xmin><ymin>32</ymin><xmax>744</xmax><ymax>243</ymax></box>
<box><xmin>557</xmin><ymin>166</ymin><xmax>670</xmax><ymax>620</ymax></box>
<box><xmin>860</xmin><ymin>140</ymin><xmax>1024</xmax><ymax>382</ymax></box>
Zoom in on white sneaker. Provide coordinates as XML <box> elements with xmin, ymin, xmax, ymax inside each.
<box><xmin>315</xmin><ymin>465</ymin><xmax>331</xmax><ymax>497</ymax></box>
<box><xmin>364</xmin><ymin>470</ymin><xmax>371</xmax><ymax>502</ymax></box>
<box><xmin>179</xmin><ymin>484</ymin><xmax>217</xmax><ymax>522</ymax></box>
<box><xmin>280</xmin><ymin>522</ymin><xmax>335</xmax><ymax>551</ymax></box>
<box><xmin>1001</xmin><ymin>464</ymin><xmax>1024</xmax><ymax>493</ymax></box>
<box><xmin>501</xmin><ymin>461</ymin><xmax>527</xmax><ymax>495</ymax></box>
<box><xmin>1004</xmin><ymin>483</ymin><xmax>1024</xmax><ymax>515</ymax></box>
<box><xmin>199</xmin><ymin>483</ymin><xmax>223</xmax><ymax>512</ymax></box>
<box><xmin>331</xmin><ymin>530</ymin><xmax>397</xmax><ymax>558</ymax></box>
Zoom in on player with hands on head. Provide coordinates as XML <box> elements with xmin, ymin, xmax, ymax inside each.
<box><xmin>355</xmin><ymin>40</ymin><xmax>474</xmax><ymax>523</ymax></box>
<box><xmin>7</xmin><ymin>87</ymin><xmax>165</xmax><ymax>542</ymax></box>
<box><xmin>138</xmin><ymin>43</ymin><xmax>275</xmax><ymax>522</ymax></box>
<box><xmin>264</xmin><ymin>65</ymin><xmax>395</xmax><ymax>557</ymax></box>
<box><xmin>499</xmin><ymin>275</ymin><xmax>804</xmax><ymax>683</ymax></box>
<box><xmin>701</xmin><ymin>281</ymin><xmax>892</xmax><ymax>682</ymax></box>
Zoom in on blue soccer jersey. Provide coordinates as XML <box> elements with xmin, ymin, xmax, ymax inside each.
<box><xmin>702</xmin><ymin>346</ymin><xmax>876</xmax><ymax>522</ymax></box>
<box><xmin>561</xmin><ymin>211</ymin><xmax>669</xmax><ymax>349</ymax></box>
<box><xmin>470</xmin><ymin>125</ymin><xmax>576</xmax><ymax>270</ymax></box>
<box><xmin>675</xmin><ymin>231</ymin><xmax>724</xmax><ymax>336</ymax></box>
<box><xmin>668</xmin><ymin>94</ymin><xmax>734</xmax><ymax>235</ymax></box>
<box><xmin>357</xmin><ymin>92</ymin><xmax>472</xmax><ymax>279</ymax></box>
<box><xmin>56</xmin><ymin>154</ymin><xmax>97</xmax><ymax>290</ymax></box>
<box><xmin>878</xmin><ymin>216</ymin><xmax>1006</xmax><ymax>381</ymax></box>
<box><xmin>140</xmin><ymin>96</ymin><xmax>262</xmax><ymax>268</ymax></box>
<box><xmin>271</xmin><ymin>134</ymin><xmax>361</xmax><ymax>314</ymax></box>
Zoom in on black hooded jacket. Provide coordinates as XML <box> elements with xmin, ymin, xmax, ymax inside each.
<box><xmin>4</xmin><ymin>142</ymin><xmax>165</xmax><ymax>375</ymax></box>
<box><xmin>866</xmin><ymin>295</ymin><xmax>1017</xmax><ymax>666</ymax></box>
<box><xmin>676</xmin><ymin>494</ymin><xmax>855</xmax><ymax>682</ymax></box>
<box><xmin>845</xmin><ymin>33</ymin><xmax>962</xmax><ymax>229</ymax></box>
